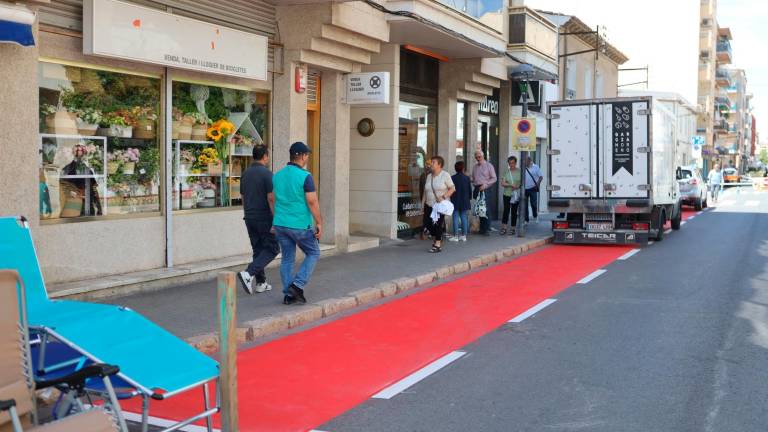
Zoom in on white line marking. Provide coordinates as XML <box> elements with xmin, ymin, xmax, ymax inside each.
<box><xmin>745</xmin><ymin>200</ymin><xmax>759</xmax><ymax>207</ymax></box>
<box><xmin>122</xmin><ymin>411</ymin><xmax>219</xmax><ymax>432</ymax></box>
<box><xmin>696</xmin><ymin>211</ymin><xmax>703</xmax><ymax>215</ymax></box>
<box><xmin>664</xmin><ymin>229</ymin><xmax>672</xmax><ymax>234</ymax></box>
<box><xmin>617</xmin><ymin>249</ymin><xmax>641</xmax><ymax>260</ymax></box>
<box><xmin>681</xmin><ymin>221</ymin><xmax>687</xmax><ymax>226</ymax></box>
<box><xmin>508</xmin><ymin>299</ymin><xmax>558</xmax><ymax>323</ymax></box>
<box><xmin>719</xmin><ymin>200</ymin><xmax>735</xmax><ymax>207</ymax></box>
<box><xmin>648</xmin><ymin>241</ymin><xmax>655</xmax><ymax>245</ymax></box>
<box><xmin>687</xmin><ymin>215</ymin><xmax>695</xmax><ymax>220</ymax></box>
<box><xmin>372</xmin><ymin>351</ymin><xmax>466</xmax><ymax>399</ymax></box>
<box><xmin>577</xmin><ymin>269</ymin><xmax>607</xmax><ymax>284</ymax></box>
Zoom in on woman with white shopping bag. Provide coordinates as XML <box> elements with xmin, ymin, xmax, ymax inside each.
<box><xmin>500</xmin><ymin>155</ymin><xmax>521</xmax><ymax>235</ymax></box>
<box><xmin>422</xmin><ymin>155</ymin><xmax>455</xmax><ymax>253</ymax></box>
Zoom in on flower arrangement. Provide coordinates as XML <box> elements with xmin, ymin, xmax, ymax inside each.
<box><xmin>180</xmin><ymin>149</ymin><xmax>197</xmax><ymax>166</ymax></box>
<box><xmin>131</xmin><ymin>106</ymin><xmax>158</xmax><ymax>122</ymax></box>
<box><xmin>198</xmin><ymin>147</ymin><xmax>219</xmax><ymax>166</ymax></box>
<box><xmin>122</xmin><ymin>148</ymin><xmax>141</xmax><ymax>163</ymax></box>
<box><xmin>102</xmin><ymin>111</ymin><xmax>133</xmax><ymax>127</ymax></box>
<box><xmin>206</xmin><ymin>119</ymin><xmax>236</xmax><ymax>142</ymax></box>
<box><xmin>188</xmin><ymin>112</ymin><xmax>210</xmax><ymax>125</ymax></box>
<box><xmin>76</xmin><ymin>108</ymin><xmax>103</xmax><ymax>125</ymax></box>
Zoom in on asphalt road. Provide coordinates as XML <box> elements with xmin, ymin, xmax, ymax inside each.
<box><xmin>320</xmin><ymin>187</ymin><xmax>768</xmax><ymax>432</ymax></box>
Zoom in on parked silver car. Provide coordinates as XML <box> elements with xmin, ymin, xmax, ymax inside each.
<box><xmin>678</xmin><ymin>166</ymin><xmax>708</xmax><ymax>210</ymax></box>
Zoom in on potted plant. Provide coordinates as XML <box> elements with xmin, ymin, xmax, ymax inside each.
<box><xmin>231</xmin><ymin>133</ymin><xmax>255</xmax><ymax>156</ymax></box>
<box><xmin>107</xmin><ymin>150</ymin><xmax>123</xmax><ymax>175</ymax></box>
<box><xmin>198</xmin><ymin>147</ymin><xmax>221</xmax><ymax>175</ymax></box>
<box><xmin>189</xmin><ymin>112</ymin><xmax>210</xmax><ymax>141</ymax></box>
<box><xmin>121</xmin><ymin>147</ymin><xmax>141</xmax><ymax>175</ymax></box>
<box><xmin>131</xmin><ymin>106</ymin><xmax>158</xmax><ymax>140</ymax></box>
<box><xmin>75</xmin><ymin>108</ymin><xmax>103</xmax><ymax>136</ymax></box>
<box><xmin>98</xmin><ymin>111</ymin><xmax>134</xmax><ymax>138</ymax></box>
<box><xmin>41</xmin><ymin>104</ymin><xmax>78</xmax><ymax>135</ymax></box>
<box><xmin>179</xmin><ymin>149</ymin><xmax>196</xmax><ymax>173</ymax></box>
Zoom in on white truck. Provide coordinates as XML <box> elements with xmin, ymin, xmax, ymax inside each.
<box><xmin>547</xmin><ymin>96</ymin><xmax>682</xmax><ymax>244</ymax></box>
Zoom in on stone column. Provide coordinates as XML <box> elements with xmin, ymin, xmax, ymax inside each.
<box><xmin>349</xmin><ymin>43</ymin><xmax>400</xmax><ymax>238</ymax></box>
<box><xmin>272</xmin><ymin>51</ymin><xmax>307</xmax><ymax>170</ymax></box>
<box><xmin>319</xmin><ymin>71</ymin><xmax>350</xmax><ymax>250</ymax></box>
<box><xmin>437</xmin><ymin>85</ymin><xmax>457</xmax><ymax>171</ymax></box>
<box><xmin>0</xmin><ymin>22</ymin><xmax>39</xmax><ymax>226</ymax></box>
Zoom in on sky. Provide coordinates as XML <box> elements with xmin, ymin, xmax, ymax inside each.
<box><xmin>524</xmin><ymin>0</ymin><xmax>766</xmax><ymax>141</ymax></box>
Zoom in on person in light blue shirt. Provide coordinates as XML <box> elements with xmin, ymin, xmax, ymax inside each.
<box><xmin>270</xmin><ymin>142</ymin><xmax>323</xmax><ymax>305</ymax></box>
<box><xmin>708</xmin><ymin>164</ymin><xmax>723</xmax><ymax>203</ymax></box>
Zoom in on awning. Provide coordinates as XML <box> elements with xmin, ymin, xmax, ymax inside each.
<box><xmin>0</xmin><ymin>4</ymin><xmax>35</xmax><ymax>47</ymax></box>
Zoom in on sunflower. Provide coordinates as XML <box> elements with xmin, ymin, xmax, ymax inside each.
<box><xmin>207</xmin><ymin>126</ymin><xmax>222</xmax><ymax>141</ymax></box>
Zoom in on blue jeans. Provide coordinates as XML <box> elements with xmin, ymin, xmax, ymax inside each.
<box><xmin>275</xmin><ymin>226</ymin><xmax>320</xmax><ymax>294</ymax></box>
<box><xmin>452</xmin><ymin>209</ymin><xmax>469</xmax><ymax>236</ymax></box>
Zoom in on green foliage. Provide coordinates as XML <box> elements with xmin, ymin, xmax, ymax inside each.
<box><xmin>136</xmin><ymin>146</ymin><xmax>160</xmax><ymax>185</ymax></box>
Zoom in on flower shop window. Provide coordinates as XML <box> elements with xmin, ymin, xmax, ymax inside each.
<box><xmin>171</xmin><ymin>81</ymin><xmax>268</xmax><ymax>210</ymax></box>
<box><xmin>38</xmin><ymin>61</ymin><xmax>162</xmax><ymax>220</ymax></box>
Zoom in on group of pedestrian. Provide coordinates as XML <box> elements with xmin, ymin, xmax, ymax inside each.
<box><xmin>421</xmin><ymin>150</ymin><xmax>544</xmax><ymax>252</ymax></box>
<box><xmin>238</xmin><ymin>142</ymin><xmax>323</xmax><ymax>306</ymax></box>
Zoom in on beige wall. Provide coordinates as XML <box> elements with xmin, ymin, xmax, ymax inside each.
<box><xmin>0</xmin><ymin>21</ymin><xmax>38</xmax><ymax>228</ymax></box>
<box><xmin>172</xmin><ymin>210</ymin><xmax>250</xmax><ymax>265</ymax></box>
<box><xmin>560</xmin><ymin>35</ymin><xmax>620</xmax><ymax>100</ymax></box>
<box><xmin>349</xmin><ymin>43</ymin><xmax>400</xmax><ymax>238</ymax></box>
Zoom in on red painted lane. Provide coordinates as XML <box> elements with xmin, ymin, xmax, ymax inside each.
<box><xmin>664</xmin><ymin>209</ymin><xmax>697</xmax><ymax>229</ymax></box>
<box><xmin>125</xmin><ymin>244</ymin><xmax>631</xmax><ymax>431</ymax></box>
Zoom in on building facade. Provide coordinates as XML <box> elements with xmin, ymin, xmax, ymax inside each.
<box><xmin>696</xmin><ymin>0</ymin><xmax>718</xmax><ymax>170</ymax></box>
<box><xmin>3</xmin><ymin>0</ymin><xmax>564</xmax><ymax>292</ymax></box>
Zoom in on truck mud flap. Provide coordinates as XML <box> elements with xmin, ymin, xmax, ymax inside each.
<box><xmin>554</xmin><ymin>230</ymin><xmax>648</xmax><ymax>244</ymax></box>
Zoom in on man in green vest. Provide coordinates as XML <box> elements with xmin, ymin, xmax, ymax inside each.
<box><xmin>270</xmin><ymin>142</ymin><xmax>323</xmax><ymax>305</ymax></box>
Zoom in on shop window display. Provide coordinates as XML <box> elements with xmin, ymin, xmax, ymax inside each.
<box><xmin>397</xmin><ymin>101</ymin><xmax>436</xmax><ymax>237</ymax></box>
<box><xmin>171</xmin><ymin>81</ymin><xmax>268</xmax><ymax>210</ymax></box>
<box><xmin>38</xmin><ymin>62</ymin><xmax>161</xmax><ymax>220</ymax></box>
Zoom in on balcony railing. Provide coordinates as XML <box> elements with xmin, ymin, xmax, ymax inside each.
<box><xmin>507</xmin><ymin>7</ymin><xmax>558</xmax><ymax>63</ymax></box>
<box><xmin>716</xmin><ymin>40</ymin><xmax>732</xmax><ymax>63</ymax></box>
<box><xmin>435</xmin><ymin>0</ymin><xmax>504</xmax><ymax>31</ymax></box>
<box><xmin>716</xmin><ymin>69</ymin><xmax>733</xmax><ymax>87</ymax></box>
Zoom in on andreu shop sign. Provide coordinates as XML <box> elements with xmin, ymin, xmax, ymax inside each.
<box><xmin>83</xmin><ymin>0</ymin><xmax>268</xmax><ymax>81</ymax></box>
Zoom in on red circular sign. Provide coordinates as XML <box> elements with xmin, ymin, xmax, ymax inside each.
<box><xmin>517</xmin><ymin>119</ymin><xmax>531</xmax><ymax>134</ymax></box>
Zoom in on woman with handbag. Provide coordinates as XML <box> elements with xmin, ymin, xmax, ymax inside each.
<box><xmin>422</xmin><ymin>155</ymin><xmax>455</xmax><ymax>253</ymax></box>
<box><xmin>500</xmin><ymin>155</ymin><xmax>521</xmax><ymax>235</ymax></box>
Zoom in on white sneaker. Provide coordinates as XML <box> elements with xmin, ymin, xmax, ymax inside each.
<box><xmin>254</xmin><ymin>282</ymin><xmax>272</xmax><ymax>293</ymax></box>
<box><xmin>459</xmin><ymin>235</ymin><xmax>467</xmax><ymax>242</ymax></box>
<box><xmin>238</xmin><ymin>271</ymin><xmax>254</xmax><ymax>295</ymax></box>
<box><xmin>449</xmin><ymin>236</ymin><xmax>460</xmax><ymax>242</ymax></box>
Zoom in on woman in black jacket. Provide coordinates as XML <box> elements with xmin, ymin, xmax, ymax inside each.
<box><xmin>450</xmin><ymin>161</ymin><xmax>472</xmax><ymax>241</ymax></box>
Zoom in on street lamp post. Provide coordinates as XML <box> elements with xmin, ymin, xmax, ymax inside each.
<box><xmin>510</xmin><ymin>64</ymin><xmax>535</xmax><ymax>237</ymax></box>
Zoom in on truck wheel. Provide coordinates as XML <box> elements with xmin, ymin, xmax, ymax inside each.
<box><xmin>671</xmin><ymin>206</ymin><xmax>682</xmax><ymax>230</ymax></box>
<box><xmin>694</xmin><ymin>198</ymin><xmax>703</xmax><ymax>211</ymax></box>
<box><xmin>703</xmin><ymin>196</ymin><xmax>708</xmax><ymax>208</ymax></box>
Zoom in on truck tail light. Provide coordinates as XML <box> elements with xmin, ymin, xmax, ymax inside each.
<box><xmin>632</xmin><ymin>222</ymin><xmax>650</xmax><ymax>231</ymax></box>
<box><xmin>689</xmin><ymin>178</ymin><xmax>698</xmax><ymax>185</ymax></box>
<box><xmin>553</xmin><ymin>221</ymin><xmax>569</xmax><ymax>229</ymax></box>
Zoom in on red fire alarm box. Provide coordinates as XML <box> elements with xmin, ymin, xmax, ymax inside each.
<box><xmin>295</xmin><ymin>65</ymin><xmax>306</xmax><ymax>93</ymax></box>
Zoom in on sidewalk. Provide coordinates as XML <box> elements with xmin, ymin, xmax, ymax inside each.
<box><xmin>102</xmin><ymin>216</ymin><xmax>555</xmax><ymax>350</ymax></box>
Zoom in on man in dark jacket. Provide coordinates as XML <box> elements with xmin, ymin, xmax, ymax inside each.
<box><xmin>238</xmin><ymin>145</ymin><xmax>280</xmax><ymax>295</ymax></box>
<box><xmin>450</xmin><ymin>161</ymin><xmax>472</xmax><ymax>242</ymax></box>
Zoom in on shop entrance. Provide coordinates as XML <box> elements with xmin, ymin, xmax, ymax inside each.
<box><xmin>306</xmin><ymin>74</ymin><xmax>321</xmax><ymax>191</ymax></box>
<box><xmin>477</xmin><ymin>115</ymin><xmax>499</xmax><ymax>220</ymax></box>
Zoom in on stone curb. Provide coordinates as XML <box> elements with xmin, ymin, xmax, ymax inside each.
<box><xmin>187</xmin><ymin>236</ymin><xmax>554</xmax><ymax>353</ymax></box>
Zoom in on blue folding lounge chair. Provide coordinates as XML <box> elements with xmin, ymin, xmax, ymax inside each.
<box><xmin>0</xmin><ymin>216</ymin><xmax>220</xmax><ymax>432</ymax></box>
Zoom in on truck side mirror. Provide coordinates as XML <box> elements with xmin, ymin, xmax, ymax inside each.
<box><xmin>676</xmin><ymin>167</ymin><xmax>682</xmax><ymax>180</ymax></box>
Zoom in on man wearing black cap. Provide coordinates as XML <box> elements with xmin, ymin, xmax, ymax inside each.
<box><xmin>270</xmin><ymin>141</ymin><xmax>323</xmax><ymax>305</ymax></box>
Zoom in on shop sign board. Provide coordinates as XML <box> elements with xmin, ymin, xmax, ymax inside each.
<box><xmin>345</xmin><ymin>72</ymin><xmax>390</xmax><ymax>105</ymax></box>
<box><xmin>512</xmin><ymin>117</ymin><xmax>536</xmax><ymax>151</ymax></box>
<box><xmin>479</xmin><ymin>93</ymin><xmax>499</xmax><ymax>116</ymax></box>
<box><xmin>83</xmin><ymin>0</ymin><xmax>268</xmax><ymax>81</ymax></box>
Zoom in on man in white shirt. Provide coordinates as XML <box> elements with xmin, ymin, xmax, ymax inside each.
<box><xmin>524</xmin><ymin>157</ymin><xmax>543</xmax><ymax>223</ymax></box>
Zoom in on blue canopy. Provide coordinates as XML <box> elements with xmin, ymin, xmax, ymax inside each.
<box><xmin>0</xmin><ymin>19</ymin><xmax>34</xmax><ymax>46</ymax></box>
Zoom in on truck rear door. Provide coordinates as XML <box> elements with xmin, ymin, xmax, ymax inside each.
<box><xmin>598</xmin><ymin>100</ymin><xmax>650</xmax><ymax>199</ymax></box>
<box><xmin>549</xmin><ymin>104</ymin><xmax>597</xmax><ymax>199</ymax></box>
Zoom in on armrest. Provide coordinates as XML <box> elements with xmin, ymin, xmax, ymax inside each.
<box><xmin>0</xmin><ymin>399</ymin><xmax>15</xmax><ymax>411</ymax></box>
<box><xmin>36</xmin><ymin>363</ymin><xmax>120</xmax><ymax>391</ymax></box>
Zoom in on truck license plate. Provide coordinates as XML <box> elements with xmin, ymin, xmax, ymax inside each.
<box><xmin>586</xmin><ymin>222</ymin><xmax>612</xmax><ymax>231</ymax></box>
